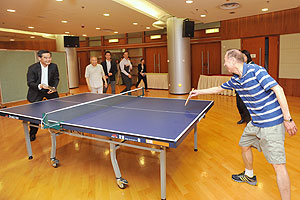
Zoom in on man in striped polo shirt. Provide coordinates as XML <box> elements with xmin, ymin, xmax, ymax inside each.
<box><xmin>190</xmin><ymin>49</ymin><xmax>297</xmax><ymax>200</ymax></box>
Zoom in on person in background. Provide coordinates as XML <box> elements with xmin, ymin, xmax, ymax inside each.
<box><xmin>235</xmin><ymin>50</ymin><xmax>252</xmax><ymax>124</ymax></box>
<box><xmin>120</xmin><ymin>51</ymin><xmax>132</xmax><ymax>94</ymax></box>
<box><xmin>136</xmin><ymin>58</ymin><xmax>148</xmax><ymax>91</ymax></box>
<box><xmin>85</xmin><ymin>56</ymin><xmax>107</xmax><ymax>94</ymax></box>
<box><xmin>101</xmin><ymin>51</ymin><xmax>117</xmax><ymax>94</ymax></box>
<box><xmin>27</xmin><ymin>50</ymin><xmax>59</xmax><ymax>141</ymax></box>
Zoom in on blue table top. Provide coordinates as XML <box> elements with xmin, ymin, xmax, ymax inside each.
<box><xmin>0</xmin><ymin>93</ymin><xmax>214</xmax><ymax>146</ymax></box>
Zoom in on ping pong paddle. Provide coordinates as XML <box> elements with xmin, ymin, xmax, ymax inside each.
<box><xmin>41</xmin><ymin>84</ymin><xmax>57</xmax><ymax>92</ymax></box>
<box><xmin>185</xmin><ymin>88</ymin><xmax>194</xmax><ymax>106</ymax></box>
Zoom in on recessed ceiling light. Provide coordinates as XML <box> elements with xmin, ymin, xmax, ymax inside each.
<box><xmin>28</xmin><ymin>26</ymin><xmax>34</xmax><ymax>29</ymax></box>
<box><xmin>200</xmin><ymin>14</ymin><xmax>206</xmax><ymax>17</ymax></box>
<box><xmin>186</xmin><ymin>0</ymin><xmax>193</xmax><ymax>3</ymax></box>
<box><xmin>133</xmin><ymin>22</ymin><xmax>138</xmax><ymax>25</ymax></box>
<box><xmin>56</xmin><ymin>0</ymin><xmax>63</xmax><ymax>1</ymax></box>
<box><xmin>65</xmin><ymin>31</ymin><xmax>70</xmax><ymax>34</ymax></box>
<box><xmin>9</xmin><ymin>39</ymin><xmax>15</xmax><ymax>41</ymax></box>
<box><xmin>103</xmin><ymin>13</ymin><xmax>110</xmax><ymax>16</ymax></box>
<box><xmin>146</xmin><ymin>27</ymin><xmax>150</xmax><ymax>29</ymax></box>
<box><xmin>7</xmin><ymin>9</ymin><xmax>16</xmax><ymax>13</ymax></box>
<box><xmin>262</xmin><ymin>8</ymin><xmax>268</xmax><ymax>12</ymax></box>
<box><xmin>96</xmin><ymin>27</ymin><xmax>101</xmax><ymax>30</ymax></box>
<box><xmin>30</xmin><ymin>36</ymin><xmax>35</xmax><ymax>39</ymax></box>
<box><xmin>114</xmin><ymin>31</ymin><xmax>118</xmax><ymax>34</ymax></box>
<box><xmin>61</xmin><ymin>20</ymin><xmax>68</xmax><ymax>23</ymax></box>
<box><xmin>82</xmin><ymin>34</ymin><xmax>87</xmax><ymax>37</ymax></box>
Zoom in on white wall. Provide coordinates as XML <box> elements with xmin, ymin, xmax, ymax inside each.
<box><xmin>279</xmin><ymin>33</ymin><xmax>300</xmax><ymax>79</ymax></box>
<box><xmin>221</xmin><ymin>39</ymin><xmax>241</xmax><ymax>74</ymax></box>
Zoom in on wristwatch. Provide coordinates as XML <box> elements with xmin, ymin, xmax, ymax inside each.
<box><xmin>284</xmin><ymin>118</ymin><xmax>293</xmax><ymax>122</ymax></box>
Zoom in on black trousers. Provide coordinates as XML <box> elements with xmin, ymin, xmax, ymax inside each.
<box><xmin>236</xmin><ymin>92</ymin><xmax>251</xmax><ymax>122</ymax></box>
<box><xmin>136</xmin><ymin>74</ymin><xmax>148</xmax><ymax>90</ymax></box>
<box><xmin>29</xmin><ymin>90</ymin><xmax>59</xmax><ymax>136</ymax></box>
<box><xmin>121</xmin><ymin>73</ymin><xmax>132</xmax><ymax>94</ymax></box>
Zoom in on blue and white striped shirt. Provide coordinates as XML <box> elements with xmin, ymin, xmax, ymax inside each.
<box><xmin>221</xmin><ymin>63</ymin><xmax>283</xmax><ymax>128</ymax></box>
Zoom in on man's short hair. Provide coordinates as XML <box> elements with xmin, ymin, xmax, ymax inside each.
<box><xmin>37</xmin><ymin>50</ymin><xmax>51</xmax><ymax>58</ymax></box>
<box><xmin>226</xmin><ymin>49</ymin><xmax>244</xmax><ymax>63</ymax></box>
<box><xmin>105</xmin><ymin>51</ymin><xmax>111</xmax><ymax>55</ymax></box>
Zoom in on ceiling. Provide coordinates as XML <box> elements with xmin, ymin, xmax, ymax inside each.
<box><xmin>0</xmin><ymin>0</ymin><xmax>299</xmax><ymax>41</ymax></box>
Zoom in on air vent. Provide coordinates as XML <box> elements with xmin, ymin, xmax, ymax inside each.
<box><xmin>219</xmin><ymin>2</ymin><xmax>240</xmax><ymax>10</ymax></box>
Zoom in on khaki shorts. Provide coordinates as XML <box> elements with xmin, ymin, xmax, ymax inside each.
<box><xmin>239</xmin><ymin>122</ymin><xmax>286</xmax><ymax>164</ymax></box>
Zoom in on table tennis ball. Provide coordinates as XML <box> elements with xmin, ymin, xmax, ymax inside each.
<box><xmin>178</xmin><ymin>84</ymin><xmax>182</xmax><ymax>87</ymax></box>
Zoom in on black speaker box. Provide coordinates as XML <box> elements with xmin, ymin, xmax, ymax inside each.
<box><xmin>64</xmin><ymin>36</ymin><xmax>80</xmax><ymax>47</ymax></box>
<box><xmin>183</xmin><ymin>21</ymin><xmax>194</xmax><ymax>38</ymax></box>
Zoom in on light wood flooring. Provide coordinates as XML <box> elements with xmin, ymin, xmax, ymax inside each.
<box><xmin>0</xmin><ymin>85</ymin><xmax>299</xmax><ymax>200</ymax></box>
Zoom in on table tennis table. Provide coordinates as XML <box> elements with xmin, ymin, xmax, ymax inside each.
<box><xmin>0</xmin><ymin>89</ymin><xmax>214</xmax><ymax>200</ymax></box>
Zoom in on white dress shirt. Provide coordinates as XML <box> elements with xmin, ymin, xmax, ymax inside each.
<box><xmin>39</xmin><ymin>62</ymin><xmax>48</xmax><ymax>89</ymax></box>
<box><xmin>120</xmin><ymin>58</ymin><xmax>132</xmax><ymax>76</ymax></box>
<box><xmin>106</xmin><ymin>60</ymin><xmax>111</xmax><ymax>73</ymax></box>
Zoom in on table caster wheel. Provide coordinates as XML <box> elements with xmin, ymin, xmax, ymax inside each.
<box><xmin>117</xmin><ymin>177</ymin><xmax>128</xmax><ymax>189</ymax></box>
<box><xmin>28</xmin><ymin>156</ymin><xmax>33</xmax><ymax>160</ymax></box>
<box><xmin>50</xmin><ymin>158</ymin><xmax>59</xmax><ymax>168</ymax></box>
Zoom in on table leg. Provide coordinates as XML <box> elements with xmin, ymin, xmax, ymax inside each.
<box><xmin>50</xmin><ymin>131</ymin><xmax>59</xmax><ymax>167</ymax></box>
<box><xmin>194</xmin><ymin>126</ymin><xmax>198</xmax><ymax>152</ymax></box>
<box><xmin>22</xmin><ymin>121</ymin><xmax>33</xmax><ymax>160</ymax></box>
<box><xmin>110</xmin><ymin>143</ymin><xmax>128</xmax><ymax>189</ymax></box>
<box><xmin>160</xmin><ymin>147</ymin><xmax>166</xmax><ymax>200</ymax></box>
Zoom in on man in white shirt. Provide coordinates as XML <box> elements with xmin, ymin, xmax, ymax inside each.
<box><xmin>120</xmin><ymin>51</ymin><xmax>132</xmax><ymax>94</ymax></box>
<box><xmin>85</xmin><ymin>57</ymin><xmax>107</xmax><ymax>93</ymax></box>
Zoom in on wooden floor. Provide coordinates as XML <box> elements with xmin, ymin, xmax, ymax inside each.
<box><xmin>0</xmin><ymin>85</ymin><xmax>299</xmax><ymax>200</ymax></box>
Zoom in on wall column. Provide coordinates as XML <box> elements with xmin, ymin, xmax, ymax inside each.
<box><xmin>167</xmin><ymin>17</ymin><xmax>191</xmax><ymax>94</ymax></box>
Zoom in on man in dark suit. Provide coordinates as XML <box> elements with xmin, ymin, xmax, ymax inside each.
<box><xmin>136</xmin><ymin>58</ymin><xmax>148</xmax><ymax>91</ymax></box>
<box><xmin>101</xmin><ymin>51</ymin><xmax>118</xmax><ymax>94</ymax></box>
<box><xmin>27</xmin><ymin>50</ymin><xmax>59</xmax><ymax>141</ymax></box>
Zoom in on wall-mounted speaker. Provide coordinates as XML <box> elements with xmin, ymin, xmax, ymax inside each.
<box><xmin>64</xmin><ymin>36</ymin><xmax>80</xmax><ymax>48</ymax></box>
<box><xmin>183</xmin><ymin>20</ymin><xmax>194</xmax><ymax>38</ymax></box>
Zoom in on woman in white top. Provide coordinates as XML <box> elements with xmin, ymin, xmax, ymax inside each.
<box><xmin>85</xmin><ymin>56</ymin><xmax>107</xmax><ymax>93</ymax></box>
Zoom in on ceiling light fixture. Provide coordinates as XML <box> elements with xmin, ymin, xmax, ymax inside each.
<box><xmin>0</xmin><ymin>27</ymin><xmax>56</xmax><ymax>39</ymax></box>
<box><xmin>114</xmin><ymin>31</ymin><xmax>118</xmax><ymax>34</ymax></box>
<box><xmin>9</xmin><ymin>39</ymin><xmax>15</xmax><ymax>41</ymax></box>
<box><xmin>82</xmin><ymin>34</ymin><xmax>87</xmax><ymax>37</ymax></box>
<box><xmin>200</xmin><ymin>14</ymin><xmax>206</xmax><ymax>17</ymax></box>
<box><xmin>30</xmin><ymin>36</ymin><xmax>35</xmax><ymax>39</ymax></box>
<box><xmin>112</xmin><ymin>0</ymin><xmax>170</xmax><ymax>21</ymax></box>
<box><xmin>146</xmin><ymin>27</ymin><xmax>150</xmax><ymax>29</ymax></box>
<box><xmin>28</xmin><ymin>26</ymin><xmax>34</xmax><ymax>29</ymax></box>
<box><xmin>61</xmin><ymin>20</ymin><xmax>68</xmax><ymax>23</ymax></box>
<box><xmin>150</xmin><ymin>35</ymin><xmax>161</xmax><ymax>39</ymax></box>
<box><xmin>133</xmin><ymin>22</ymin><xmax>138</xmax><ymax>25</ymax></box>
<box><xmin>65</xmin><ymin>31</ymin><xmax>70</xmax><ymax>34</ymax></box>
<box><xmin>262</xmin><ymin>8</ymin><xmax>269</xmax><ymax>12</ymax></box>
<box><xmin>109</xmin><ymin>39</ymin><xmax>119</xmax><ymax>43</ymax></box>
<box><xmin>56</xmin><ymin>0</ymin><xmax>63</xmax><ymax>1</ymax></box>
<box><xmin>103</xmin><ymin>13</ymin><xmax>110</xmax><ymax>16</ymax></box>
<box><xmin>186</xmin><ymin>0</ymin><xmax>193</xmax><ymax>3</ymax></box>
<box><xmin>7</xmin><ymin>9</ymin><xmax>16</xmax><ymax>13</ymax></box>
<box><xmin>96</xmin><ymin>27</ymin><xmax>101</xmax><ymax>30</ymax></box>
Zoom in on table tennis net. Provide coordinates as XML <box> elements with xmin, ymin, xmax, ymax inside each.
<box><xmin>42</xmin><ymin>87</ymin><xmax>144</xmax><ymax>129</ymax></box>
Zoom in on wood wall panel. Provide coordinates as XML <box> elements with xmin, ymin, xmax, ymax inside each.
<box><xmin>221</xmin><ymin>7</ymin><xmax>300</xmax><ymax>40</ymax></box>
<box><xmin>278</xmin><ymin>78</ymin><xmax>300</xmax><ymax>97</ymax></box>
<box><xmin>0</xmin><ymin>40</ymin><xmax>56</xmax><ymax>51</ymax></box>
<box><xmin>268</xmin><ymin>36</ymin><xmax>279</xmax><ymax>81</ymax></box>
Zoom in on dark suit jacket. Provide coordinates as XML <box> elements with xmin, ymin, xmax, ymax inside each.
<box><xmin>101</xmin><ymin>60</ymin><xmax>118</xmax><ymax>81</ymax></box>
<box><xmin>27</xmin><ymin>62</ymin><xmax>59</xmax><ymax>103</ymax></box>
<box><xmin>137</xmin><ymin>64</ymin><xmax>147</xmax><ymax>77</ymax></box>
